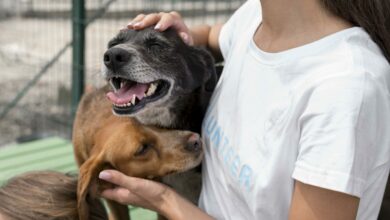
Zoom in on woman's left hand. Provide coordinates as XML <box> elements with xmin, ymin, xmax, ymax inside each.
<box><xmin>98</xmin><ymin>170</ymin><xmax>171</xmax><ymax>213</ymax></box>
<box><xmin>99</xmin><ymin>170</ymin><xmax>215</xmax><ymax>220</ymax></box>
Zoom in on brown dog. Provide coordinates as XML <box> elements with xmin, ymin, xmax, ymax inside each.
<box><xmin>72</xmin><ymin>86</ymin><xmax>203</xmax><ymax>220</ymax></box>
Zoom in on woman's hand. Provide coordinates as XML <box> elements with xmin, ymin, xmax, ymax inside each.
<box><xmin>125</xmin><ymin>11</ymin><xmax>223</xmax><ymax>61</ymax></box>
<box><xmin>99</xmin><ymin>170</ymin><xmax>172</xmax><ymax>214</ymax></box>
<box><xmin>127</xmin><ymin>12</ymin><xmax>194</xmax><ymax>45</ymax></box>
<box><xmin>99</xmin><ymin>170</ymin><xmax>215</xmax><ymax>220</ymax></box>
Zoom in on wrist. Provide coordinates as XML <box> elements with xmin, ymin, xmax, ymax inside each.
<box><xmin>190</xmin><ymin>24</ymin><xmax>223</xmax><ymax>62</ymax></box>
<box><xmin>190</xmin><ymin>25</ymin><xmax>212</xmax><ymax>47</ymax></box>
<box><xmin>159</xmin><ymin>187</ymin><xmax>183</xmax><ymax>220</ymax></box>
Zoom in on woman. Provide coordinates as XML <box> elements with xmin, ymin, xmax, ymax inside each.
<box><xmin>98</xmin><ymin>0</ymin><xmax>390</xmax><ymax>219</ymax></box>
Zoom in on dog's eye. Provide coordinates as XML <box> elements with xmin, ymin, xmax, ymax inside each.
<box><xmin>134</xmin><ymin>143</ymin><xmax>152</xmax><ymax>156</ymax></box>
<box><xmin>145</xmin><ymin>39</ymin><xmax>166</xmax><ymax>52</ymax></box>
<box><xmin>107</xmin><ymin>38</ymin><xmax>121</xmax><ymax>48</ymax></box>
<box><xmin>148</xmin><ymin>42</ymin><xmax>163</xmax><ymax>50</ymax></box>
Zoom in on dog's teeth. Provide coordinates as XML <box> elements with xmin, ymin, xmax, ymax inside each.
<box><xmin>120</xmin><ymin>80</ymin><xmax>125</xmax><ymax>88</ymax></box>
<box><xmin>119</xmin><ymin>103</ymin><xmax>126</xmax><ymax>107</ymax></box>
<box><xmin>110</xmin><ymin>79</ymin><xmax>118</xmax><ymax>92</ymax></box>
<box><xmin>146</xmin><ymin>83</ymin><xmax>157</xmax><ymax>96</ymax></box>
<box><xmin>131</xmin><ymin>95</ymin><xmax>136</xmax><ymax>105</ymax></box>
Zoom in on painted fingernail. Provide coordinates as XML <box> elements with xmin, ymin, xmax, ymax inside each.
<box><xmin>154</xmin><ymin>23</ymin><xmax>161</xmax><ymax>30</ymax></box>
<box><xmin>99</xmin><ymin>171</ymin><xmax>111</xmax><ymax>180</ymax></box>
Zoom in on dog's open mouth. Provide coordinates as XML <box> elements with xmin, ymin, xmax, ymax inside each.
<box><xmin>106</xmin><ymin>77</ymin><xmax>170</xmax><ymax>114</ymax></box>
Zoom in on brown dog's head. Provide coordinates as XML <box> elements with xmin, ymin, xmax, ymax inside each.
<box><xmin>77</xmin><ymin>118</ymin><xmax>203</xmax><ymax>219</ymax></box>
<box><xmin>102</xmin><ymin>28</ymin><xmax>217</xmax><ymax>127</ymax></box>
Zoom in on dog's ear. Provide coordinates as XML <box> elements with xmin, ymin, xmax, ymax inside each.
<box><xmin>77</xmin><ymin>154</ymin><xmax>106</xmax><ymax>220</ymax></box>
<box><xmin>187</xmin><ymin>47</ymin><xmax>218</xmax><ymax>92</ymax></box>
<box><xmin>202</xmin><ymin>49</ymin><xmax>219</xmax><ymax>92</ymax></box>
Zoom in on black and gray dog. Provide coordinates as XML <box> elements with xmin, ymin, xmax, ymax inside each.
<box><xmin>102</xmin><ymin>27</ymin><xmax>218</xmax><ymax>204</ymax></box>
<box><xmin>103</xmin><ymin>27</ymin><xmax>217</xmax><ymax>132</ymax></box>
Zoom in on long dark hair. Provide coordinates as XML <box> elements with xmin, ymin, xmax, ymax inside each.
<box><xmin>321</xmin><ymin>0</ymin><xmax>390</xmax><ymax>63</ymax></box>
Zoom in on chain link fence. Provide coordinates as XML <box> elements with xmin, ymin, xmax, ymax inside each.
<box><xmin>0</xmin><ymin>0</ymin><xmax>245</xmax><ymax>146</ymax></box>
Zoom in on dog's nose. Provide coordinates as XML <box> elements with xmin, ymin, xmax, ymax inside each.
<box><xmin>103</xmin><ymin>48</ymin><xmax>131</xmax><ymax>70</ymax></box>
<box><xmin>185</xmin><ymin>134</ymin><xmax>202</xmax><ymax>153</ymax></box>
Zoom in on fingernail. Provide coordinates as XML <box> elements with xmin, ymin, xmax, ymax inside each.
<box><xmin>154</xmin><ymin>23</ymin><xmax>161</xmax><ymax>30</ymax></box>
<box><xmin>99</xmin><ymin>171</ymin><xmax>111</xmax><ymax>180</ymax></box>
<box><xmin>180</xmin><ymin>32</ymin><xmax>189</xmax><ymax>43</ymax></box>
<box><xmin>127</xmin><ymin>21</ymin><xmax>134</xmax><ymax>27</ymax></box>
<box><xmin>133</xmin><ymin>22</ymin><xmax>143</xmax><ymax>28</ymax></box>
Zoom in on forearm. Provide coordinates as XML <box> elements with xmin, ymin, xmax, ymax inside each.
<box><xmin>160</xmin><ymin>188</ymin><xmax>214</xmax><ymax>220</ymax></box>
<box><xmin>190</xmin><ymin>24</ymin><xmax>223</xmax><ymax>62</ymax></box>
<box><xmin>288</xmin><ymin>181</ymin><xmax>359</xmax><ymax>220</ymax></box>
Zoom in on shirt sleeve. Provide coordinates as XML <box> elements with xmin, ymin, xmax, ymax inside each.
<box><xmin>292</xmin><ymin>72</ymin><xmax>390</xmax><ymax>198</ymax></box>
<box><xmin>219</xmin><ymin>0</ymin><xmax>260</xmax><ymax>60</ymax></box>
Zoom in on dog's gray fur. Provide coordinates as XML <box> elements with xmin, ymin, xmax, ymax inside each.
<box><xmin>102</xmin><ymin>28</ymin><xmax>217</xmax><ymax>132</ymax></box>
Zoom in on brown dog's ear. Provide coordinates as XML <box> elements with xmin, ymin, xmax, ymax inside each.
<box><xmin>77</xmin><ymin>154</ymin><xmax>105</xmax><ymax>220</ymax></box>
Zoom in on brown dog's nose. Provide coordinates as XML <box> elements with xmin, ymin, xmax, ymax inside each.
<box><xmin>103</xmin><ymin>48</ymin><xmax>131</xmax><ymax>70</ymax></box>
<box><xmin>185</xmin><ymin>134</ymin><xmax>202</xmax><ymax>153</ymax></box>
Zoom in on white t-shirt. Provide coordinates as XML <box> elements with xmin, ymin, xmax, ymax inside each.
<box><xmin>199</xmin><ymin>0</ymin><xmax>390</xmax><ymax>219</ymax></box>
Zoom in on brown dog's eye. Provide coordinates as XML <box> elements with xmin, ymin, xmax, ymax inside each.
<box><xmin>134</xmin><ymin>143</ymin><xmax>152</xmax><ymax>156</ymax></box>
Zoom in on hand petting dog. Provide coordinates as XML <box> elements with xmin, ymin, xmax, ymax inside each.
<box><xmin>99</xmin><ymin>169</ymin><xmax>214</xmax><ymax>220</ymax></box>
<box><xmin>127</xmin><ymin>11</ymin><xmax>194</xmax><ymax>45</ymax></box>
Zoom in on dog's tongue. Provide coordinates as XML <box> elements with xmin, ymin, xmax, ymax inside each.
<box><xmin>106</xmin><ymin>83</ymin><xmax>148</xmax><ymax>104</ymax></box>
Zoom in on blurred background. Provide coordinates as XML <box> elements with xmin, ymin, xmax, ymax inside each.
<box><xmin>0</xmin><ymin>0</ymin><xmax>245</xmax><ymax>146</ymax></box>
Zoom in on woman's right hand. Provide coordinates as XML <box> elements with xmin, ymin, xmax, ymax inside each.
<box><xmin>127</xmin><ymin>12</ymin><xmax>194</xmax><ymax>45</ymax></box>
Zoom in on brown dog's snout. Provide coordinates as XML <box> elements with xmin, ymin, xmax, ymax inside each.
<box><xmin>104</xmin><ymin>47</ymin><xmax>131</xmax><ymax>70</ymax></box>
<box><xmin>185</xmin><ymin>133</ymin><xmax>202</xmax><ymax>153</ymax></box>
